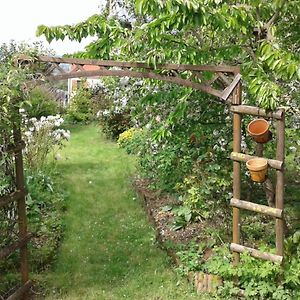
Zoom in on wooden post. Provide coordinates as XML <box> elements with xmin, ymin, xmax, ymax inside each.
<box><xmin>275</xmin><ymin>110</ymin><xmax>285</xmax><ymax>257</ymax></box>
<box><xmin>255</xmin><ymin>143</ymin><xmax>264</xmax><ymax>157</ymax></box>
<box><xmin>232</xmin><ymin>81</ymin><xmax>242</xmax><ymax>264</ymax></box>
<box><xmin>13</xmin><ymin>126</ymin><xmax>29</xmax><ymax>299</ymax></box>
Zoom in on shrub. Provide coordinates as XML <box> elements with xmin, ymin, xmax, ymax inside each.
<box><xmin>98</xmin><ymin>105</ymin><xmax>131</xmax><ymax>139</ymax></box>
<box><xmin>21</xmin><ymin>111</ymin><xmax>70</xmax><ymax>170</ymax></box>
<box><xmin>66</xmin><ymin>88</ymin><xmax>93</xmax><ymax>123</ymax></box>
<box><xmin>26</xmin><ymin>87</ymin><xmax>59</xmax><ymax>118</ymax></box>
<box><xmin>117</xmin><ymin>127</ymin><xmax>143</xmax><ymax>154</ymax></box>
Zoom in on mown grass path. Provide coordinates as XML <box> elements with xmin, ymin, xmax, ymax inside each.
<box><xmin>42</xmin><ymin>125</ymin><xmax>200</xmax><ymax>300</ymax></box>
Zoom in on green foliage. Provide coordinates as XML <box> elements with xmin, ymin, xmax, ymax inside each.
<box><xmin>66</xmin><ymin>88</ymin><xmax>93</xmax><ymax>123</ymax></box>
<box><xmin>25</xmin><ymin>169</ymin><xmax>65</xmax><ymax>271</ymax></box>
<box><xmin>175</xmin><ymin>232</ymin><xmax>300</xmax><ymax>299</ymax></box>
<box><xmin>0</xmin><ymin>167</ymin><xmax>65</xmax><ymax>294</ymax></box>
<box><xmin>37</xmin><ymin>0</ymin><xmax>300</xmax><ymax>110</ymax></box>
<box><xmin>96</xmin><ymin>83</ymin><xmax>132</xmax><ymax>139</ymax></box>
<box><xmin>26</xmin><ymin>87</ymin><xmax>59</xmax><ymax>118</ymax></box>
<box><xmin>117</xmin><ymin>127</ymin><xmax>144</xmax><ymax>154</ymax></box>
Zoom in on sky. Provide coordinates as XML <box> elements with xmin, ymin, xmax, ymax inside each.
<box><xmin>0</xmin><ymin>0</ymin><xmax>105</xmax><ymax>56</ymax></box>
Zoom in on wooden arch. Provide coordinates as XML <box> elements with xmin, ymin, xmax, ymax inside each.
<box><xmin>18</xmin><ymin>55</ymin><xmax>241</xmax><ymax>103</ymax></box>
<box><xmin>2</xmin><ymin>55</ymin><xmax>285</xmax><ymax>299</ymax></box>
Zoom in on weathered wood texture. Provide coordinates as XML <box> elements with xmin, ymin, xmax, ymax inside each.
<box><xmin>0</xmin><ymin>190</ymin><xmax>25</xmax><ymax>208</ymax></box>
<box><xmin>6</xmin><ymin>281</ymin><xmax>32</xmax><ymax>300</ymax></box>
<box><xmin>17</xmin><ymin>55</ymin><xmax>242</xmax><ymax>104</ymax></box>
<box><xmin>230</xmin><ymin>152</ymin><xmax>283</xmax><ymax>170</ymax></box>
<box><xmin>0</xmin><ymin>141</ymin><xmax>25</xmax><ymax>158</ymax></box>
<box><xmin>230</xmin><ymin>105</ymin><xmax>284</xmax><ymax>119</ymax></box>
<box><xmin>232</xmin><ymin>82</ymin><xmax>242</xmax><ymax>264</ymax></box>
<box><xmin>48</xmin><ymin>68</ymin><xmax>226</xmax><ymax>101</ymax></box>
<box><xmin>230</xmin><ymin>103</ymin><xmax>286</xmax><ymax>264</ymax></box>
<box><xmin>37</xmin><ymin>55</ymin><xmax>240</xmax><ymax>73</ymax></box>
<box><xmin>13</xmin><ymin>127</ymin><xmax>30</xmax><ymax>293</ymax></box>
<box><xmin>0</xmin><ymin>126</ymin><xmax>30</xmax><ymax>299</ymax></box>
<box><xmin>192</xmin><ymin>272</ymin><xmax>223</xmax><ymax>294</ymax></box>
<box><xmin>221</xmin><ymin>73</ymin><xmax>242</xmax><ymax>101</ymax></box>
<box><xmin>230</xmin><ymin>243</ymin><xmax>283</xmax><ymax>264</ymax></box>
<box><xmin>230</xmin><ymin>198</ymin><xmax>282</xmax><ymax>218</ymax></box>
<box><xmin>0</xmin><ymin>234</ymin><xmax>32</xmax><ymax>260</ymax></box>
<box><xmin>275</xmin><ymin>111</ymin><xmax>285</xmax><ymax>257</ymax></box>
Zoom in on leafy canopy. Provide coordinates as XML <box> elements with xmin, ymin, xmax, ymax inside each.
<box><xmin>37</xmin><ymin>0</ymin><xmax>300</xmax><ymax>109</ymax></box>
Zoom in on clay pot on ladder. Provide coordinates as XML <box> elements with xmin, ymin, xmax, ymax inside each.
<box><xmin>247</xmin><ymin>118</ymin><xmax>271</xmax><ymax>144</ymax></box>
<box><xmin>246</xmin><ymin>158</ymin><xmax>268</xmax><ymax>183</ymax></box>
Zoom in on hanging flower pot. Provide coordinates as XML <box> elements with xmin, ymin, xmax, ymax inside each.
<box><xmin>247</xmin><ymin>118</ymin><xmax>271</xmax><ymax>144</ymax></box>
<box><xmin>246</xmin><ymin>158</ymin><xmax>268</xmax><ymax>183</ymax></box>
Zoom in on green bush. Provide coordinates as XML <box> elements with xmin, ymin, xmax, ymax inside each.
<box><xmin>66</xmin><ymin>88</ymin><xmax>93</xmax><ymax>123</ymax></box>
<box><xmin>118</xmin><ymin>127</ymin><xmax>144</xmax><ymax>154</ymax></box>
<box><xmin>26</xmin><ymin>87</ymin><xmax>59</xmax><ymax>118</ymax></box>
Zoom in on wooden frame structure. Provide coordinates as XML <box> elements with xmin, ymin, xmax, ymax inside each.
<box><xmin>0</xmin><ymin>128</ymin><xmax>32</xmax><ymax>300</ymax></box>
<box><xmin>1</xmin><ymin>55</ymin><xmax>286</xmax><ymax>298</ymax></box>
<box><xmin>229</xmin><ymin>102</ymin><xmax>285</xmax><ymax>264</ymax></box>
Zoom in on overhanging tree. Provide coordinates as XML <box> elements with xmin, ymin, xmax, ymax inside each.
<box><xmin>37</xmin><ymin>0</ymin><xmax>300</xmax><ymax>110</ymax></box>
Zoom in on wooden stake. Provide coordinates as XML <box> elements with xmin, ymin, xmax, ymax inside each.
<box><xmin>13</xmin><ymin>126</ymin><xmax>29</xmax><ymax>300</ymax></box>
<box><xmin>275</xmin><ymin>110</ymin><xmax>285</xmax><ymax>257</ymax></box>
<box><xmin>232</xmin><ymin>81</ymin><xmax>242</xmax><ymax>264</ymax></box>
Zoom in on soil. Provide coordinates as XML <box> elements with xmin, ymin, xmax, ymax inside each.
<box><xmin>133</xmin><ymin>177</ymin><xmax>218</xmax><ymax>247</ymax></box>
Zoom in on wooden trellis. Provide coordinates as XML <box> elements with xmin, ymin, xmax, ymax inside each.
<box><xmin>0</xmin><ymin>127</ymin><xmax>32</xmax><ymax>300</ymax></box>
<box><xmin>230</xmin><ymin>90</ymin><xmax>285</xmax><ymax>264</ymax></box>
<box><xmin>17</xmin><ymin>55</ymin><xmax>242</xmax><ymax>104</ymax></box>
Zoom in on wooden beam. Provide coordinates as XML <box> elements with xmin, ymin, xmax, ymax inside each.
<box><xmin>230</xmin><ymin>152</ymin><xmax>283</xmax><ymax>170</ymax></box>
<box><xmin>0</xmin><ymin>190</ymin><xmax>25</xmax><ymax>208</ymax></box>
<box><xmin>0</xmin><ymin>141</ymin><xmax>25</xmax><ymax>157</ymax></box>
<box><xmin>221</xmin><ymin>74</ymin><xmax>242</xmax><ymax>101</ymax></box>
<box><xmin>37</xmin><ymin>55</ymin><xmax>240</xmax><ymax>73</ymax></box>
<box><xmin>7</xmin><ymin>281</ymin><xmax>33</xmax><ymax>300</ymax></box>
<box><xmin>0</xmin><ymin>234</ymin><xmax>32</xmax><ymax>260</ymax></box>
<box><xmin>47</xmin><ymin>69</ymin><xmax>228</xmax><ymax>102</ymax></box>
<box><xmin>230</xmin><ymin>105</ymin><xmax>284</xmax><ymax>120</ymax></box>
<box><xmin>230</xmin><ymin>243</ymin><xmax>283</xmax><ymax>264</ymax></box>
<box><xmin>217</xmin><ymin>72</ymin><xmax>231</xmax><ymax>85</ymax></box>
<box><xmin>230</xmin><ymin>198</ymin><xmax>283</xmax><ymax>218</ymax></box>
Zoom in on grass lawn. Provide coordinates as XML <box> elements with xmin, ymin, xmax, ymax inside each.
<box><xmin>39</xmin><ymin>124</ymin><xmax>203</xmax><ymax>300</ymax></box>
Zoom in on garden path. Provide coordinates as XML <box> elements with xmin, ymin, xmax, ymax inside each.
<box><xmin>42</xmin><ymin>124</ymin><xmax>201</xmax><ymax>300</ymax></box>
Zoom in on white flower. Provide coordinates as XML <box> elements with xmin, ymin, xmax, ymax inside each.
<box><xmin>102</xmin><ymin>109</ymin><xmax>110</xmax><ymax>116</ymax></box>
<box><xmin>289</xmin><ymin>146</ymin><xmax>297</xmax><ymax>153</ymax></box>
<box><xmin>155</xmin><ymin>115</ymin><xmax>161</xmax><ymax>123</ymax></box>
<box><xmin>213</xmin><ymin>130</ymin><xmax>219</xmax><ymax>136</ymax></box>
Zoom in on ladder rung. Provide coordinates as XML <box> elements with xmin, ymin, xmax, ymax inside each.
<box><xmin>230</xmin><ymin>105</ymin><xmax>284</xmax><ymax>120</ymax></box>
<box><xmin>230</xmin><ymin>152</ymin><xmax>283</xmax><ymax>170</ymax></box>
<box><xmin>230</xmin><ymin>198</ymin><xmax>283</xmax><ymax>218</ymax></box>
<box><xmin>230</xmin><ymin>243</ymin><xmax>283</xmax><ymax>264</ymax></box>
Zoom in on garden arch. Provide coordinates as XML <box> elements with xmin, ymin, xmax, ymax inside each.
<box><xmin>1</xmin><ymin>55</ymin><xmax>285</xmax><ymax>299</ymax></box>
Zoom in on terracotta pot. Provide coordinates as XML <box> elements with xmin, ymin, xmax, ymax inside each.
<box><xmin>247</xmin><ymin>119</ymin><xmax>271</xmax><ymax>143</ymax></box>
<box><xmin>246</xmin><ymin>158</ymin><xmax>268</xmax><ymax>183</ymax></box>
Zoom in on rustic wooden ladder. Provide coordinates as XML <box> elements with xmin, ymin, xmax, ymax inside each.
<box><xmin>0</xmin><ymin>127</ymin><xmax>32</xmax><ymax>300</ymax></box>
<box><xmin>229</xmin><ymin>83</ymin><xmax>285</xmax><ymax>264</ymax></box>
